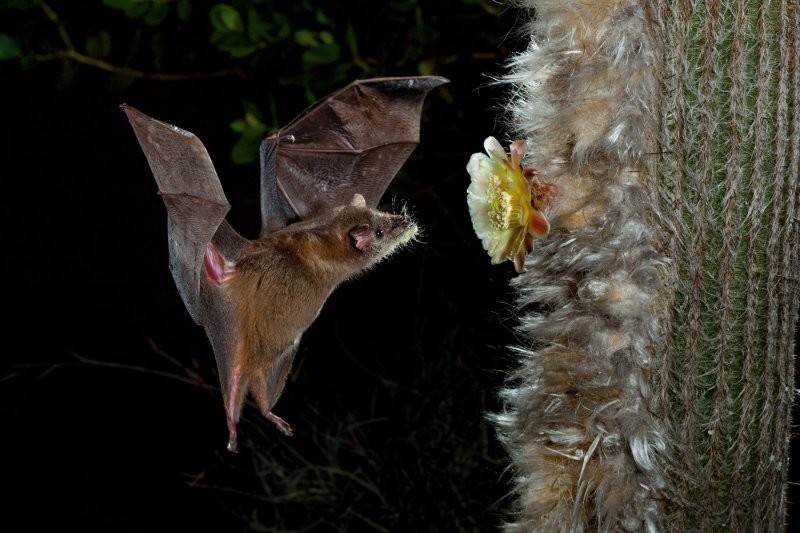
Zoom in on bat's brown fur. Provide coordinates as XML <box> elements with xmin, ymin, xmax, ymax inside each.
<box><xmin>211</xmin><ymin>195</ymin><xmax>417</xmax><ymax>451</ymax></box>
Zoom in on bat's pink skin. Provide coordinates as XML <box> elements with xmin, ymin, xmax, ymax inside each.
<box><xmin>204</xmin><ymin>244</ymin><xmax>236</xmax><ymax>284</ymax></box>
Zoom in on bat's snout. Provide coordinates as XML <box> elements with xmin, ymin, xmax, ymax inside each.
<box><xmin>387</xmin><ymin>213</ymin><xmax>416</xmax><ymax>234</ymax></box>
<box><xmin>386</xmin><ymin>213</ymin><xmax>418</xmax><ymax>246</ymax></box>
<box><xmin>389</xmin><ymin>210</ymin><xmax>413</xmax><ymax>225</ymax></box>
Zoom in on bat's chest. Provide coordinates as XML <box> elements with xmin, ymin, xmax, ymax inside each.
<box><xmin>232</xmin><ymin>268</ymin><xmax>328</xmax><ymax>341</ymax></box>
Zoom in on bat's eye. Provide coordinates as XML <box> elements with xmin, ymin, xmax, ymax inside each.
<box><xmin>375</xmin><ymin>229</ymin><xmax>384</xmax><ymax>238</ymax></box>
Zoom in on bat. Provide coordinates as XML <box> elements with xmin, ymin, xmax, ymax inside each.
<box><xmin>122</xmin><ymin>76</ymin><xmax>447</xmax><ymax>451</ymax></box>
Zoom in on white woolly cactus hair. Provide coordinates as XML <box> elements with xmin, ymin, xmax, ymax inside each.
<box><xmin>493</xmin><ymin>0</ymin><xmax>667</xmax><ymax>530</ymax></box>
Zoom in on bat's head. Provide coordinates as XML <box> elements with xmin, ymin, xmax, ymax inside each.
<box><xmin>334</xmin><ymin>194</ymin><xmax>418</xmax><ymax>267</ymax></box>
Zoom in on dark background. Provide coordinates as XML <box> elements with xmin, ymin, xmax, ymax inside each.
<box><xmin>1</xmin><ymin>1</ymin><xmax>797</xmax><ymax>531</ymax></box>
<box><xmin>2</xmin><ymin>1</ymin><xmax>521</xmax><ymax>531</ymax></box>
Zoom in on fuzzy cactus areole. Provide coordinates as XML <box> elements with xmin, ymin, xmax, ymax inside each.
<box><xmin>466</xmin><ymin>136</ymin><xmax>551</xmax><ymax>272</ymax></box>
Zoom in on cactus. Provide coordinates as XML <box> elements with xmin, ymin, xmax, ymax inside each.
<box><xmin>488</xmin><ymin>0</ymin><xmax>799</xmax><ymax>530</ymax></box>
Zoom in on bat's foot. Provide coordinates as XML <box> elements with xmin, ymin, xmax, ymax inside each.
<box><xmin>265</xmin><ymin>412</ymin><xmax>294</xmax><ymax>436</ymax></box>
<box><xmin>227</xmin><ymin>418</ymin><xmax>239</xmax><ymax>453</ymax></box>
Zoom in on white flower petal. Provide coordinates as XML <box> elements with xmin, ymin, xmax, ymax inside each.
<box><xmin>483</xmin><ymin>136</ymin><xmax>507</xmax><ymax>162</ymax></box>
<box><xmin>466</xmin><ymin>152</ymin><xmax>490</xmax><ymax>182</ymax></box>
<box><xmin>467</xmin><ymin>194</ymin><xmax>492</xmax><ymax>229</ymax></box>
<box><xmin>467</xmin><ymin>153</ymin><xmax>504</xmax><ymax>200</ymax></box>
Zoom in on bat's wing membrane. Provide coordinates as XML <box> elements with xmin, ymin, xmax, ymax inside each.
<box><xmin>123</xmin><ymin>105</ymin><xmax>251</xmax><ymax>420</ymax></box>
<box><xmin>261</xmin><ymin>76</ymin><xmax>448</xmax><ymax>227</ymax></box>
<box><xmin>122</xmin><ymin>105</ymin><xmax>246</xmax><ymax>323</ymax></box>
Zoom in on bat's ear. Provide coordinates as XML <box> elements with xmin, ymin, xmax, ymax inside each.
<box><xmin>349</xmin><ymin>194</ymin><xmax>367</xmax><ymax>208</ymax></box>
<box><xmin>349</xmin><ymin>225</ymin><xmax>373</xmax><ymax>252</ymax></box>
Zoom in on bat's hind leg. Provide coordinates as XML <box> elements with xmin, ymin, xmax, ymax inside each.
<box><xmin>226</xmin><ymin>415</ymin><xmax>239</xmax><ymax>453</ymax></box>
<box><xmin>225</xmin><ymin>369</ymin><xmax>249</xmax><ymax>453</ymax></box>
<box><xmin>265</xmin><ymin>412</ymin><xmax>294</xmax><ymax>436</ymax></box>
<box><xmin>251</xmin><ymin>367</ymin><xmax>295</xmax><ymax>437</ymax></box>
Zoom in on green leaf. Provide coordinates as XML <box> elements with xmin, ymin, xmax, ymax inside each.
<box><xmin>244</xmin><ymin>112</ymin><xmax>264</xmax><ymax>128</ymax></box>
<box><xmin>210</xmin><ymin>31</ymin><xmax>256</xmax><ymax>57</ymax></box>
<box><xmin>177</xmin><ymin>0</ymin><xmax>191</xmax><ymax>22</ymax></box>
<box><xmin>246</xmin><ymin>8</ymin><xmax>267</xmax><ymax>41</ymax></box>
<box><xmin>85</xmin><ymin>31</ymin><xmax>112</xmax><ymax>59</ymax></box>
<box><xmin>19</xmin><ymin>52</ymin><xmax>35</xmax><ymax>70</ymax></box>
<box><xmin>0</xmin><ymin>33</ymin><xmax>21</xmax><ymax>60</ymax></box>
<box><xmin>318</xmin><ymin>30</ymin><xmax>334</xmax><ymax>45</ymax></box>
<box><xmin>301</xmin><ymin>42</ymin><xmax>340</xmax><ymax>67</ymax></box>
<box><xmin>302</xmin><ymin>84</ymin><xmax>316</xmax><ymax>103</ymax></box>
<box><xmin>143</xmin><ymin>3</ymin><xmax>169</xmax><ymax>25</ymax></box>
<box><xmin>229</xmin><ymin>119</ymin><xmax>247</xmax><ymax>133</ymax></box>
<box><xmin>124</xmin><ymin>1</ymin><xmax>150</xmax><ymax>19</ymax></box>
<box><xmin>266</xmin><ymin>12</ymin><xmax>291</xmax><ymax>42</ymax></box>
<box><xmin>227</xmin><ymin>44</ymin><xmax>257</xmax><ymax>58</ymax></box>
<box><xmin>210</xmin><ymin>4</ymin><xmax>243</xmax><ymax>32</ymax></box>
<box><xmin>102</xmin><ymin>0</ymin><xmax>132</xmax><ymax>9</ymax></box>
<box><xmin>242</xmin><ymin>100</ymin><xmax>263</xmax><ymax>121</ymax></box>
<box><xmin>293</xmin><ymin>29</ymin><xmax>318</xmax><ymax>48</ymax></box>
<box><xmin>315</xmin><ymin>10</ymin><xmax>333</xmax><ymax>27</ymax></box>
<box><xmin>231</xmin><ymin>140</ymin><xmax>258</xmax><ymax>164</ymax></box>
<box><xmin>277</xmin><ymin>71</ymin><xmax>313</xmax><ymax>88</ymax></box>
<box><xmin>345</xmin><ymin>24</ymin><xmax>359</xmax><ymax>57</ymax></box>
<box><xmin>417</xmin><ymin>59</ymin><xmax>433</xmax><ymax>76</ymax></box>
<box><xmin>230</xmin><ymin>98</ymin><xmax>269</xmax><ymax>164</ymax></box>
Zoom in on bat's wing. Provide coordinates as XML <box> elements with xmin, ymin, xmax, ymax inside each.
<box><xmin>259</xmin><ymin>76</ymin><xmax>448</xmax><ymax>231</ymax></box>
<box><xmin>123</xmin><ymin>105</ymin><xmax>251</xmax><ymax>415</ymax></box>
<box><xmin>122</xmin><ymin>105</ymin><xmax>248</xmax><ymax>322</ymax></box>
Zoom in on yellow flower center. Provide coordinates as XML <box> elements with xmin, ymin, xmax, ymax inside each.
<box><xmin>486</xmin><ymin>175</ymin><xmax>517</xmax><ymax>230</ymax></box>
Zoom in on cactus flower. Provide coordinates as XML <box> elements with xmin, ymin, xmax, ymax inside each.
<box><xmin>466</xmin><ymin>136</ymin><xmax>550</xmax><ymax>272</ymax></box>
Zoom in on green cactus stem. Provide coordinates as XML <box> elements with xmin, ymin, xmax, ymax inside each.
<box><xmin>491</xmin><ymin>0</ymin><xmax>798</xmax><ymax>530</ymax></box>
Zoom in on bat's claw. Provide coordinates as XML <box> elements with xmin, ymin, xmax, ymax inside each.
<box><xmin>265</xmin><ymin>412</ymin><xmax>294</xmax><ymax>436</ymax></box>
<box><xmin>227</xmin><ymin>419</ymin><xmax>239</xmax><ymax>453</ymax></box>
<box><xmin>227</xmin><ymin>438</ymin><xmax>239</xmax><ymax>453</ymax></box>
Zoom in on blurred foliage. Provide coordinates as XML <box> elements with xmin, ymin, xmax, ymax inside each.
<box><xmin>0</xmin><ymin>0</ymin><xmax>513</xmax><ymax>163</ymax></box>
